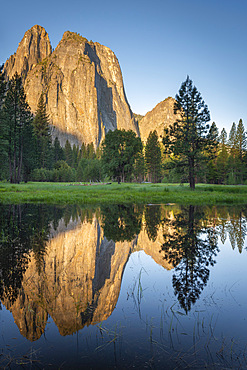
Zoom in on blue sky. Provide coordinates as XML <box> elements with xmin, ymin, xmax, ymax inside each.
<box><xmin>1</xmin><ymin>0</ymin><xmax>247</xmax><ymax>133</ymax></box>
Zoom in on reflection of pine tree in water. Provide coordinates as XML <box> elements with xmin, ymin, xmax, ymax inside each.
<box><xmin>31</xmin><ymin>229</ymin><xmax>49</xmax><ymax>275</ymax></box>
<box><xmin>0</xmin><ymin>204</ymin><xmax>64</xmax><ymax>304</ymax></box>
<box><xmin>219</xmin><ymin>219</ymin><xmax>227</xmax><ymax>245</ymax></box>
<box><xmin>101</xmin><ymin>204</ymin><xmax>143</xmax><ymax>242</ymax></box>
<box><xmin>227</xmin><ymin>210</ymin><xmax>247</xmax><ymax>253</ymax></box>
<box><xmin>0</xmin><ymin>205</ymin><xmax>30</xmax><ymax>304</ymax></box>
<box><xmin>144</xmin><ymin>205</ymin><xmax>161</xmax><ymax>242</ymax></box>
<box><xmin>161</xmin><ymin>206</ymin><xmax>219</xmax><ymax>313</ymax></box>
<box><xmin>235</xmin><ymin>212</ymin><xmax>247</xmax><ymax>253</ymax></box>
<box><xmin>213</xmin><ymin>207</ymin><xmax>228</xmax><ymax>245</ymax></box>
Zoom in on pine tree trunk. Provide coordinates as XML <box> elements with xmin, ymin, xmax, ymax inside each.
<box><xmin>8</xmin><ymin>133</ymin><xmax>13</xmax><ymax>183</ymax></box>
<box><xmin>189</xmin><ymin>157</ymin><xmax>195</xmax><ymax>190</ymax></box>
<box><xmin>17</xmin><ymin>145</ymin><xmax>23</xmax><ymax>183</ymax></box>
<box><xmin>13</xmin><ymin>143</ymin><xmax>17</xmax><ymax>183</ymax></box>
<box><xmin>8</xmin><ymin>155</ymin><xmax>13</xmax><ymax>183</ymax></box>
<box><xmin>17</xmin><ymin>130</ymin><xmax>23</xmax><ymax>183</ymax></box>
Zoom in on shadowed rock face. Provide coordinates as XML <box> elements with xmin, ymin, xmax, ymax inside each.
<box><xmin>4</xmin><ymin>26</ymin><xmax>138</xmax><ymax>147</ymax></box>
<box><xmin>138</xmin><ymin>97</ymin><xmax>180</xmax><ymax>143</ymax></box>
<box><xmin>1</xmin><ymin>213</ymin><xmax>175</xmax><ymax>341</ymax></box>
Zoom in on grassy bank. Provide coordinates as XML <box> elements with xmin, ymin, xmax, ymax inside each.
<box><xmin>1</xmin><ymin>182</ymin><xmax>247</xmax><ymax>205</ymax></box>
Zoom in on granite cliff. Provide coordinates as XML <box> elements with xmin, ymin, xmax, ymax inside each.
<box><xmin>4</xmin><ymin>25</ymin><xmax>52</xmax><ymax>81</ymax></box>
<box><xmin>138</xmin><ymin>97</ymin><xmax>180</xmax><ymax>143</ymax></box>
<box><xmin>4</xmin><ymin>25</ymin><xmax>138</xmax><ymax>147</ymax></box>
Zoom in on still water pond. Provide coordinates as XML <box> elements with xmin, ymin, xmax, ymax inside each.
<box><xmin>0</xmin><ymin>204</ymin><xmax>247</xmax><ymax>369</ymax></box>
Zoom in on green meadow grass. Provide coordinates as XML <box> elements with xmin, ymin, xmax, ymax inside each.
<box><xmin>0</xmin><ymin>182</ymin><xmax>247</xmax><ymax>205</ymax></box>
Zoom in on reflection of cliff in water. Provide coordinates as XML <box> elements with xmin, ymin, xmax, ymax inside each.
<box><xmin>1</xmin><ymin>209</ymin><xmax>176</xmax><ymax>341</ymax></box>
<box><xmin>2</xmin><ymin>217</ymin><xmax>131</xmax><ymax>340</ymax></box>
<box><xmin>1</xmin><ymin>204</ymin><xmax>247</xmax><ymax>341</ymax></box>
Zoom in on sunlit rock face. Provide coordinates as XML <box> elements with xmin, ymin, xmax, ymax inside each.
<box><xmin>3</xmin><ymin>287</ymin><xmax>48</xmax><ymax>342</ymax></box>
<box><xmin>137</xmin><ymin>227</ymin><xmax>173</xmax><ymax>270</ymax></box>
<box><xmin>138</xmin><ymin>97</ymin><xmax>179</xmax><ymax>143</ymax></box>
<box><xmin>3</xmin><ymin>25</ymin><xmax>52</xmax><ymax>81</ymax></box>
<box><xmin>4</xmin><ymin>26</ymin><xmax>138</xmax><ymax>147</ymax></box>
<box><xmin>137</xmin><ymin>209</ymin><xmax>176</xmax><ymax>270</ymax></box>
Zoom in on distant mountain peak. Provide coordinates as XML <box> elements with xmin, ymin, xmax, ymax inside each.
<box><xmin>139</xmin><ymin>97</ymin><xmax>179</xmax><ymax>143</ymax></box>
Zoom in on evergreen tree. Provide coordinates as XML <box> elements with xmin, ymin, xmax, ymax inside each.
<box><xmin>53</xmin><ymin>137</ymin><xmax>64</xmax><ymax>162</ymax></box>
<box><xmin>96</xmin><ymin>144</ymin><xmax>102</xmax><ymax>160</ymax></box>
<box><xmin>0</xmin><ymin>65</ymin><xmax>6</xmax><ymax>108</ymax></box>
<box><xmin>227</xmin><ymin>122</ymin><xmax>238</xmax><ymax>184</ymax></box>
<box><xmin>228</xmin><ymin>122</ymin><xmax>237</xmax><ymax>155</ymax></box>
<box><xmin>0</xmin><ymin>65</ymin><xmax>8</xmax><ymax>178</ymax></box>
<box><xmin>207</xmin><ymin>122</ymin><xmax>219</xmax><ymax>154</ymax></box>
<box><xmin>235</xmin><ymin>119</ymin><xmax>246</xmax><ymax>182</ymax></box>
<box><xmin>102</xmin><ymin>129</ymin><xmax>142</xmax><ymax>183</ymax></box>
<box><xmin>64</xmin><ymin>139</ymin><xmax>73</xmax><ymax>166</ymax></box>
<box><xmin>216</xmin><ymin>128</ymin><xmax>229</xmax><ymax>184</ymax></box>
<box><xmin>3</xmin><ymin>73</ymin><xmax>33</xmax><ymax>183</ymax></box>
<box><xmin>133</xmin><ymin>146</ymin><xmax>145</xmax><ymax>183</ymax></box>
<box><xmin>82</xmin><ymin>158</ymin><xmax>101</xmax><ymax>182</ymax></box>
<box><xmin>163</xmin><ymin>76</ymin><xmax>211</xmax><ymax>189</ymax></box>
<box><xmin>220</xmin><ymin>127</ymin><xmax>228</xmax><ymax>147</ymax></box>
<box><xmin>76</xmin><ymin>158</ymin><xmax>86</xmax><ymax>182</ymax></box>
<box><xmin>22</xmin><ymin>116</ymin><xmax>37</xmax><ymax>182</ymax></box>
<box><xmin>86</xmin><ymin>143</ymin><xmax>96</xmax><ymax>159</ymax></box>
<box><xmin>80</xmin><ymin>142</ymin><xmax>87</xmax><ymax>158</ymax></box>
<box><xmin>72</xmin><ymin>144</ymin><xmax>80</xmax><ymax>168</ymax></box>
<box><xmin>145</xmin><ymin>130</ymin><xmax>162</xmax><ymax>183</ymax></box>
<box><xmin>205</xmin><ymin>122</ymin><xmax>219</xmax><ymax>183</ymax></box>
<box><xmin>33</xmin><ymin>92</ymin><xmax>52</xmax><ymax>168</ymax></box>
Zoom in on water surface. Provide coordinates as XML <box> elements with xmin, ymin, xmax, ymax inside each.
<box><xmin>0</xmin><ymin>204</ymin><xmax>247</xmax><ymax>368</ymax></box>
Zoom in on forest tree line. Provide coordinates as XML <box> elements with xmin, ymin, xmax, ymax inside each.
<box><xmin>0</xmin><ymin>70</ymin><xmax>246</xmax><ymax>185</ymax></box>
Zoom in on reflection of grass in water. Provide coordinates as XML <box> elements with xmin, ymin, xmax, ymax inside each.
<box><xmin>0</xmin><ymin>347</ymin><xmax>41</xmax><ymax>368</ymax></box>
<box><xmin>95</xmin><ymin>322</ymin><xmax>123</xmax><ymax>352</ymax></box>
<box><xmin>124</xmin><ymin>287</ymin><xmax>247</xmax><ymax>369</ymax></box>
<box><xmin>157</xmin><ymin>302</ymin><xmax>247</xmax><ymax>369</ymax></box>
<box><xmin>127</xmin><ymin>267</ymin><xmax>148</xmax><ymax>319</ymax></box>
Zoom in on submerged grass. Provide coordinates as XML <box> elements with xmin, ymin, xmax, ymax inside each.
<box><xmin>0</xmin><ymin>182</ymin><xmax>247</xmax><ymax>205</ymax></box>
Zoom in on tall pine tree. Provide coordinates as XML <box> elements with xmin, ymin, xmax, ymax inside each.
<box><xmin>145</xmin><ymin>130</ymin><xmax>162</xmax><ymax>183</ymax></box>
<box><xmin>216</xmin><ymin>128</ymin><xmax>229</xmax><ymax>184</ymax></box>
<box><xmin>228</xmin><ymin>122</ymin><xmax>237</xmax><ymax>155</ymax></box>
<box><xmin>205</xmin><ymin>122</ymin><xmax>219</xmax><ymax>183</ymax></box>
<box><xmin>163</xmin><ymin>76</ymin><xmax>211</xmax><ymax>189</ymax></box>
<box><xmin>54</xmin><ymin>137</ymin><xmax>64</xmax><ymax>163</ymax></box>
<box><xmin>228</xmin><ymin>122</ymin><xmax>238</xmax><ymax>183</ymax></box>
<box><xmin>235</xmin><ymin>119</ymin><xmax>246</xmax><ymax>182</ymax></box>
<box><xmin>33</xmin><ymin>92</ymin><xmax>52</xmax><ymax>168</ymax></box>
<box><xmin>0</xmin><ymin>65</ymin><xmax>8</xmax><ymax>178</ymax></box>
<box><xmin>3</xmin><ymin>73</ymin><xmax>33</xmax><ymax>183</ymax></box>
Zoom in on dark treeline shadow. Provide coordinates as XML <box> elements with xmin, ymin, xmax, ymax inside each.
<box><xmin>101</xmin><ymin>204</ymin><xmax>144</xmax><ymax>242</ymax></box>
<box><xmin>0</xmin><ymin>204</ymin><xmax>65</xmax><ymax>305</ymax></box>
<box><xmin>144</xmin><ymin>205</ymin><xmax>162</xmax><ymax>242</ymax></box>
<box><xmin>161</xmin><ymin>205</ymin><xmax>219</xmax><ymax>313</ymax></box>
